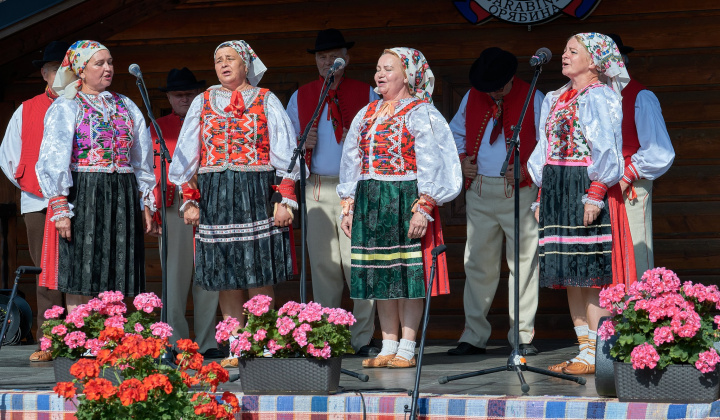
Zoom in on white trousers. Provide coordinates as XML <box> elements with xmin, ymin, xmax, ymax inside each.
<box><xmin>459</xmin><ymin>175</ymin><xmax>539</xmax><ymax>347</ymax></box>
<box><xmin>306</xmin><ymin>174</ymin><xmax>376</xmax><ymax>350</ymax></box>
<box><xmin>624</xmin><ymin>179</ymin><xmax>654</xmax><ymax>279</ymax></box>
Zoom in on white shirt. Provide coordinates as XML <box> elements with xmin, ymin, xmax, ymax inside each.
<box><xmin>630</xmin><ymin>90</ymin><xmax>675</xmax><ymax>180</ymax></box>
<box><xmin>449</xmin><ymin>90</ymin><xmax>545</xmax><ymax>177</ymax></box>
<box><xmin>0</xmin><ymin>104</ymin><xmax>50</xmax><ymax>214</ymax></box>
<box><xmin>286</xmin><ymin>86</ymin><xmax>378</xmax><ymax>176</ymax></box>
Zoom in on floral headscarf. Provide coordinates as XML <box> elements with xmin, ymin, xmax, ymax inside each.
<box><xmin>53</xmin><ymin>40</ymin><xmax>109</xmax><ymax>99</ymax></box>
<box><xmin>376</xmin><ymin>47</ymin><xmax>435</xmax><ymax>103</ymax></box>
<box><xmin>214</xmin><ymin>40</ymin><xmax>267</xmax><ymax>87</ymax></box>
<box><xmin>576</xmin><ymin>32</ymin><xmax>630</xmax><ymax>93</ymax></box>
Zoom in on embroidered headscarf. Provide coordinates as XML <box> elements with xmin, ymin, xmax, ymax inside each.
<box><xmin>214</xmin><ymin>40</ymin><xmax>267</xmax><ymax>87</ymax></box>
<box><xmin>375</xmin><ymin>47</ymin><xmax>435</xmax><ymax>103</ymax></box>
<box><xmin>575</xmin><ymin>32</ymin><xmax>630</xmax><ymax>93</ymax></box>
<box><xmin>53</xmin><ymin>40</ymin><xmax>109</xmax><ymax>99</ymax></box>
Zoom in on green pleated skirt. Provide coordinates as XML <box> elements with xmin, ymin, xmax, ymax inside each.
<box><xmin>350</xmin><ymin>179</ymin><xmax>425</xmax><ymax>300</ymax></box>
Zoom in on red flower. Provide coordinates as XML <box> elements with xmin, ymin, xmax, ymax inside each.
<box><xmin>222</xmin><ymin>391</ymin><xmax>240</xmax><ymax>410</ymax></box>
<box><xmin>83</xmin><ymin>378</ymin><xmax>116</xmax><ymax>401</ymax></box>
<box><xmin>54</xmin><ymin>381</ymin><xmax>76</xmax><ymax>399</ymax></box>
<box><xmin>142</xmin><ymin>373</ymin><xmax>173</xmax><ymax>394</ymax></box>
<box><xmin>118</xmin><ymin>378</ymin><xmax>148</xmax><ymax>406</ymax></box>
<box><xmin>99</xmin><ymin>326</ymin><xmax>125</xmax><ymax>342</ymax></box>
<box><xmin>70</xmin><ymin>358</ymin><xmax>100</xmax><ymax>380</ymax></box>
<box><xmin>198</xmin><ymin>362</ymin><xmax>229</xmax><ymax>392</ymax></box>
<box><xmin>176</xmin><ymin>338</ymin><xmax>199</xmax><ymax>353</ymax></box>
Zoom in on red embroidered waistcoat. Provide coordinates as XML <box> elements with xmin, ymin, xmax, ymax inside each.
<box><xmin>297</xmin><ymin>77</ymin><xmax>371</xmax><ymax>171</ymax></box>
<box><xmin>17</xmin><ymin>92</ymin><xmax>53</xmax><ymax>197</ymax></box>
<box><xmin>358</xmin><ymin>99</ymin><xmax>423</xmax><ymax>176</ymax></box>
<box><xmin>199</xmin><ymin>88</ymin><xmax>272</xmax><ymax>173</ymax></box>
<box><xmin>621</xmin><ymin>79</ymin><xmax>646</xmax><ymax>166</ymax></box>
<box><xmin>464</xmin><ymin>76</ymin><xmax>537</xmax><ymax>189</ymax></box>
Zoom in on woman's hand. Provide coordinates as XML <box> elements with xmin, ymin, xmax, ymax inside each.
<box><xmin>184</xmin><ymin>204</ymin><xmax>200</xmax><ymax>226</ymax></box>
<box><xmin>534</xmin><ymin>206</ymin><xmax>540</xmax><ymax>223</ymax></box>
<box><xmin>407</xmin><ymin>212</ymin><xmax>428</xmax><ymax>239</ymax></box>
<box><xmin>55</xmin><ymin>217</ymin><xmax>71</xmax><ymax>241</ymax></box>
<box><xmin>341</xmin><ymin>213</ymin><xmax>353</xmax><ymax>239</ymax></box>
<box><xmin>583</xmin><ymin>203</ymin><xmax>601</xmax><ymax>226</ymax></box>
<box><xmin>274</xmin><ymin>204</ymin><xmax>293</xmax><ymax>227</ymax></box>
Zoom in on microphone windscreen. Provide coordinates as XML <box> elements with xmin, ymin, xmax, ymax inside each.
<box><xmin>128</xmin><ymin>63</ymin><xmax>142</xmax><ymax>78</ymax></box>
<box><xmin>536</xmin><ymin>47</ymin><xmax>552</xmax><ymax>61</ymax></box>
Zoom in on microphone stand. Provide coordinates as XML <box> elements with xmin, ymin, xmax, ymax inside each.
<box><xmin>286</xmin><ymin>69</ymin><xmax>368</xmax><ymax>383</ymax></box>
<box><xmin>405</xmin><ymin>245</ymin><xmax>446</xmax><ymax>420</ymax></box>
<box><xmin>439</xmin><ymin>62</ymin><xmax>585</xmax><ymax>392</ymax></box>
<box><xmin>133</xmin><ymin>73</ymin><xmax>175</xmax><ymax>367</ymax></box>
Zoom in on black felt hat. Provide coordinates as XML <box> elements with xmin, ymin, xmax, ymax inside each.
<box><xmin>32</xmin><ymin>41</ymin><xmax>71</xmax><ymax>68</ymax></box>
<box><xmin>159</xmin><ymin>67</ymin><xmax>206</xmax><ymax>92</ymax></box>
<box><xmin>607</xmin><ymin>33</ymin><xmax>635</xmax><ymax>55</ymax></box>
<box><xmin>469</xmin><ymin>47</ymin><xmax>518</xmax><ymax>93</ymax></box>
<box><xmin>307</xmin><ymin>28</ymin><xmax>355</xmax><ymax>54</ymax></box>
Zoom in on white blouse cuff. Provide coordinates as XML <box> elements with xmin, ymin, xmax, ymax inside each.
<box><xmin>581</xmin><ymin>194</ymin><xmax>606</xmax><ymax>210</ymax></box>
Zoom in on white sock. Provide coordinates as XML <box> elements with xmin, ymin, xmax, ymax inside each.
<box><xmin>583</xmin><ymin>330</ymin><xmax>597</xmax><ymax>364</ymax></box>
<box><xmin>396</xmin><ymin>339</ymin><xmax>416</xmax><ymax>361</ymax></box>
<box><xmin>378</xmin><ymin>340</ymin><xmax>399</xmax><ymax>357</ymax></box>
<box><xmin>569</xmin><ymin>324</ymin><xmax>589</xmax><ymax>363</ymax></box>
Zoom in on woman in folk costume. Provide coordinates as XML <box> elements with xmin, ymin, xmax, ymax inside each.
<box><xmin>169</xmin><ymin>40</ymin><xmax>299</xmax><ymax>367</ymax></box>
<box><xmin>36</xmin><ymin>40</ymin><xmax>157</xmax><ymax>309</ymax></box>
<box><xmin>338</xmin><ymin>48</ymin><xmax>462</xmax><ymax>368</ymax></box>
<box><xmin>527</xmin><ymin>33</ymin><xmax>636</xmax><ymax>375</ymax></box>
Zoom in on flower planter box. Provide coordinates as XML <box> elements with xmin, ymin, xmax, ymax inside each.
<box><xmin>54</xmin><ymin>357</ymin><xmax>123</xmax><ymax>390</ymax></box>
<box><xmin>237</xmin><ymin>357</ymin><xmax>342</xmax><ymax>395</ymax></box>
<box><xmin>614</xmin><ymin>361</ymin><xmax>720</xmax><ymax>403</ymax></box>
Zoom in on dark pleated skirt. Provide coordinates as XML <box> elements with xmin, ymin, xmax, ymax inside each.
<box><xmin>195</xmin><ymin>170</ymin><xmax>292</xmax><ymax>291</ymax></box>
<box><xmin>58</xmin><ymin>172</ymin><xmax>145</xmax><ymax>296</ymax></box>
<box><xmin>350</xmin><ymin>179</ymin><xmax>425</xmax><ymax>300</ymax></box>
<box><xmin>538</xmin><ymin>164</ymin><xmax>613</xmax><ymax>288</ymax></box>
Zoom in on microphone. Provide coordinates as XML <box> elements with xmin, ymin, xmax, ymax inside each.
<box><xmin>431</xmin><ymin>244</ymin><xmax>447</xmax><ymax>257</ymax></box>
<box><xmin>529</xmin><ymin>48</ymin><xmax>552</xmax><ymax>66</ymax></box>
<box><xmin>17</xmin><ymin>266</ymin><xmax>42</xmax><ymax>275</ymax></box>
<box><xmin>328</xmin><ymin>58</ymin><xmax>346</xmax><ymax>74</ymax></box>
<box><xmin>128</xmin><ymin>63</ymin><xmax>143</xmax><ymax>79</ymax></box>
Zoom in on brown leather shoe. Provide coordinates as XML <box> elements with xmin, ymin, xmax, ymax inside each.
<box><xmin>220</xmin><ymin>357</ymin><xmax>238</xmax><ymax>368</ymax></box>
<box><xmin>362</xmin><ymin>353</ymin><xmax>396</xmax><ymax>368</ymax></box>
<box><xmin>30</xmin><ymin>350</ymin><xmax>52</xmax><ymax>362</ymax></box>
<box><xmin>548</xmin><ymin>360</ymin><xmax>570</xmax><ymax>373</ymax></box>
<box><xmin>562</xmin><ymin>360</ymin><xmax>595</xmax><ymax>375</ymax></box>
<box><xmin>387</xmin><ymin>355</ymin><xmax>417</xmax><ymax>368</ymax></box>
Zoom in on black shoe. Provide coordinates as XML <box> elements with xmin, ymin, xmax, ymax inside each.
<box><xmin>355</xmin><ymin>345</ymin><xmax>381</xmax><ymax>357</ymax></box>
<box><xmin>519</xmin><ymin>343</ymin><xmax>539</xmax><ymax>356</ymax></box>
<box><xmin>202</xmin><ymin>348</ymin><xmax>226</xmax><ymax>359</ymax></box>
<box><xmin>447</xmin><ymin>342</ymin><xmax>486</xmax><ymax>356</ymax></box>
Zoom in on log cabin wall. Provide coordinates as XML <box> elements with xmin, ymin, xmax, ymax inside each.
<box><xmin>1</xmin><ymin>0</ymin><xmax>718</xmax><ymax>340</ymax></box>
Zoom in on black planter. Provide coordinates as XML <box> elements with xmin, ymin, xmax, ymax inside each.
<box><xmin>614</xmin><ymin>361</ymin><xmax>720</xmax><ymax>403</ymax></box>
<box><xmin>237</xmin><ymin>357</ymin><xmax>342</xmax><ymax>395</ymax></box>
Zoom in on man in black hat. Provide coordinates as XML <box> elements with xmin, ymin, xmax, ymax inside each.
<box><xmin>446</xmin><ymin>47</ymin><xmax>544</xmax><ymax>356</ymax></box>
<box><xmin>606</xmin><ymin>34</ymin><xmax>674</xmax><ymax>280</ymax></box>
<box><xmin>286</xmin><ymin>28</ymin><xmax>379</xmax><ymax>357</ymax></box>
<box><xmin>150</xmin><ymin>68</ymin><xmax>222</xmax><ymax>359</ymax></box>
<box><xmin>0</xmin><ymin>40</ymin><xmax>69</xmax><ymax>362</ymax></box>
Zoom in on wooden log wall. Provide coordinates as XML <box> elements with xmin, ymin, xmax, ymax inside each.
<box><xmin>1</xmin><ymin>0</ymin><xmax>718</xmax><ymax>341</ymax></box>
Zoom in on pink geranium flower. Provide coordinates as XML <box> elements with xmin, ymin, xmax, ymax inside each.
<box><xmin>653</xmin><ymin>326</ymin><xmax>674</xmax><ymax>346</ymax></box>
<box><xmin>44</xmin><ymin>305</ymin><xmax>65</xmax><ymax>320</ymax></box>
<box><xmin>133</xmin><ymin>293</ymin><xmax>163</xmax><ymax>313</ymax></box>
<box><xmin>150</xmin><ymin>322</ymin><xmax>173</xmax><ymax>339</ymax></box>
<box><xmin>696</xmin><ymin>348</ymin><xmax>720</xmax><ymax>373</ymax></box>
<box><xmin>63</xmin><ymin>331</ymin><xmax>87</xmax><ymax>349</ymax></box>
<box><xmin>40</xmin><ymin>336</ymin><xmax>51</xmax><ymax>351</ymax></box>
<box><xmin>243</xmin><ymin>295</ymin><xmax>272</xmax><ymax>317</ymax></box>
<box><xmin>630</xmin><ymin>343</ymin><xmax>660</xmax><ymax>370</ymax></box>
<box><xmin>215</xmin><ymin>317</ymin><xmax>240</xmax><ymax>343</ymax></box>
<box><xmin>278</xmin><ymin>301</ymin><xmax>303</xmax><ymax>317</ymax></box>
<box><xmin>51</xmin><ymin>324</ymin><xmax>68</xmax><ymax>336</ymax></box>
<box><xmin>104</xmin><ymin>315</ymin><xmax>127</xmax><ymax>329</ymax></box>
<box><xmin>598</xmin><ymin>319</ymin><xmax>615</xmax><ymax>341</ymax></box>
<box><xmin>298</xmin><ymin>302</ymin><xmax>323</xmax><ymax>323</ymax></box>
<box><xmin>276</xmin><ymin>316</ymin><xmax>296</xmax><ymax>335</ymax></box>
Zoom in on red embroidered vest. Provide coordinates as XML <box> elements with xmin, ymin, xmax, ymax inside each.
<box><xmin>358</xmin><ymin>99</ymin><xmax>422</xmax><ymax>176</ymax></box>
<box><xmin>151</xmin><ymin>112</ymin><xmax>183</xmax><ymax>208</ymax></box>
<box><xmin>297</xmin><ymin>77</ymin><xmax>371</xmax><ymax>171</ymax></box>
<box><xmin>199</xmin><ymin>88</ymin><xmax>272</xmax><ymax>173</ymax></box>
<box><xmin>465</xmin><ymin>76</ymin><xmax>537</xmax><ymax>189</ymax></box>
<box><xmin>17</xmin><ymin>93</ymin><xmax>53</xmax><ymax>197</ymax></box>
<box><xmin>621</xmin><ymin>79</ymin><xmax>646</xmax><ymax>166</ymax></box>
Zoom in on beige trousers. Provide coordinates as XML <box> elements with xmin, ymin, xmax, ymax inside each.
<box><xmin>160</xmin><ymin>194</ymin><xmax>219</xmax><ymax>353</ymax></box>
<box><xmin>306</xmin><ymin>174</ymin><xmax>376</xmax><ymax>350</ymax></box>
<box><xmin>459</xmin><ymin>175</ymin><xmax>539</xmax><ymax>347</ymax></box>
<box><xmin>624</xmin><ymin>179</ymin><xmax>654</xmax><ymax>279</ymax></box>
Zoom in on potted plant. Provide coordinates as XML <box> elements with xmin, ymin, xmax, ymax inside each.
<box><xmin>215</xmin><ymin>295</ymin><xmax>356</xmax><ymax>394</ymax></box>
<box><xmin>598</xmin><ymin>267</ymin><xmax>720</xmax><ymax>403</ymax></box>
<box><xmin>53</xmin><ymin>333</ymin><xmax>240</xmax><ymax>419</ymax></box>
<box><xmin>41</xmin><ymin>291</ymin><xmax>172</xmax><ymax>383</ymax></box>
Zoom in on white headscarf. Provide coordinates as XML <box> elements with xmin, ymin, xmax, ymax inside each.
<box><xmin>376</xmin><ymin>47</ymin><xmax>435</xmax><ymax>103</ymax></box>
<box><xmin>53</xmin><ymin>40</ymin><xmax>109</xmax><ymax>99</ymax></box>
<box><xmin>576</xmin><ymin>32</ymin><xmax>630</xmax><ymax>93</ymax></box>
<box><xmin>214</xmin><ymin>40</ymin><xmax>267</xmax><ymax>87</ymax></box>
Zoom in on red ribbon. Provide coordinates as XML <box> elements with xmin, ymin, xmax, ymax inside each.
<box><xmin>224</xmin><ymin>90</ymin><xmax>245</xmax><ymax>118</ymax></box>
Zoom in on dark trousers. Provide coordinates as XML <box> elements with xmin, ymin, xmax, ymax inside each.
<box><xmin>24</xmin><ymin>210</ymin><xmax>62</xmax><ymax>343</ymax></box>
